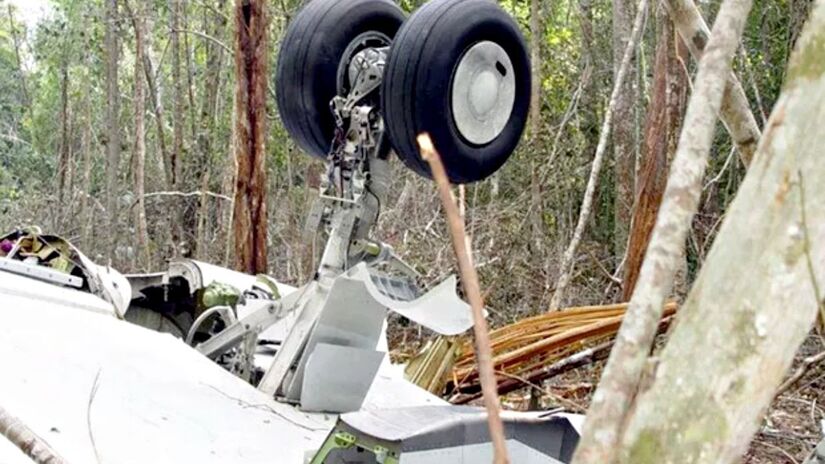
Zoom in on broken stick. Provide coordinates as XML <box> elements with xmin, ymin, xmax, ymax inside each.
<box><xmin>418</xmin><ymin>133</ymin><xmax>510</xmax><ymax>464</ymax></box>
<box><xmin>0</xmin><ymin>404</ymin><xmax>68</xmax><ymax>464</ymax></box>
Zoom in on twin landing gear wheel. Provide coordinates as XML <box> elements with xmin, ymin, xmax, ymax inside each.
<box><xmin>275</xmin><ymin>0</ymin><xmax>405</xmax><ymax>159</ymax></box>
<box><xmin>276</xmin><ymin>0</ymin><xmax>530</xmax><ymax>184</ymax></box>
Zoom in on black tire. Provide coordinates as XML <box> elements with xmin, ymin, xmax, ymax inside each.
<box><xmin>381</xmin><ymin>0</ymin><xmax>531</xmax><ymax>184</ymax></box>
<box><xmin>276</xmin><ymin>0</ymin><xmax>406</xmax><ymax>159</ymax></box>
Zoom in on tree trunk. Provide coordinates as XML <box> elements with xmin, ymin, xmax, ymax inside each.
<box><xmin>572</xmin><ymin>0</ymin><xmax>754</xmax><ymax>460</ymax></box>
<box><xmin>57</xmin><ymin>58</ymin><xmax>71</xmax><ymax>205</ymax></box>
<box><xmin>169</xmin><ymin>0</ymin><xmax>184</xmax><ymax>190</ymax></box>
<box><xmin>6</xmin><ymin>6</ymin><xmax>30</xmax><ymax>112</ymax></box>
<box><xmin>168</xmin><ymin>0</ymin><xmax>187</xmax><ymax>256</ymax></box>
<box><xmin>621</xmin><ymin>14</ymin><xmax>688</xmax><ymax>301</ymax></box>
<box><xmin>612</xmin><ymin>0</ymin><xmax>637</xmax><ymax>262</ymax></box>
<box><xmin>104</xmin><ymin>0</ymin><xmax>120</xmax><ymax>263</ymax></box>
<box><xmin>549</xmin><ymin>0</ymin><xmax>649</xmax><ymax>311</ymax></box>
<box><xmin>663</xmin><ymin>0</ymin><xmax>762</xmax><ymax>166</ymax></box>
<box><xmin>618</xmin><ymin>6</ymin><xmax>825</xmax><ymax>461</ymax></box>
<box><xmin>130</xmin><ymin>0</ymin><xmax>151</xmax><ymax>270</ymax></box>
<box><xmin>141</xmin><ymin>22</ymin><xmax>172</xmax><ymax>190</ymax></box>
<box><xmin>528</xmin><ymin>0</ymin><xmax>543</xmax><ymax>255</ymax></box>
<box><xmin>195</xmin><ymin>0</ymin><xmax>228</xmax><ymax>259</ymax></box>
<box><xmin>232</xmin><ymin>0</ymin><xmax>269</xmax><ymax>275</ymax></box>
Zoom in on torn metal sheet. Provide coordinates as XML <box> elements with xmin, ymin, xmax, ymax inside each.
<box><xmin>348</xmin><ymin>263</ymin><xmax>474</xmax><ymax>336</ymax></box>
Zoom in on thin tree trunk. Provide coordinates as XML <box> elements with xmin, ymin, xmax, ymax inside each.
<box><xmin>618</xmin><ymin>6</ymin><xmax>825</xmax><ymax>461</ymax></box>
<box><xmin>232</xmin><ymin>0</ymin><xmax>269</xmax><ymax>274</ymax></box>
<box><xmin>78</xmin><ymin>69</ymin><xmax>94</xmax><ymax>251</ymax></box>
<box><xmin>182</xmin><ymin>1</ymin><xmax>198</xmax><ymax>144</ymax></box>
<box><xmin>663</xmin><ymin>0</ymin><xmax>762</xmax><ymax>165</ymax></box>
<box><xmin>0</xmin><ymin>405</ymin><xmax>67</xmax><ymax>464</ymax></box>
<box><xmin>528</xmin><ymin>0</ymin><xmax>543</xmax><ymax>255</ymax></box>
<box><xmin>104</xmin><ymin>0</ymin><xmax>120</xmax><ymax>264</ymax></box>
<box><xmin>6</xmin><ymin>6</ymin><xmax>30</xmax><ymax>111</ymax></box>
<box><xmin>141</xmin><ymin>27</ymin><xmax>172</xmax><ymax>190</ymax></box>
<box><xmin>193</xmin><ymin>0</ymin><xmax>228</xmax><ymax>259</ymax></box>
<box><xmin>549</xmin><ymin>0</ymin><xmax>649</xmax><ymax>311</ymax></box>
<box><xmin>169</xmin><ymin>0</ymin><xmax>183</xmax><ymax>190</ymax></box>
<box><xmin>572</xmin><ymin>0</ymin><xmax>754</xmax><ymax>461</ymax></box>
<box><xmin>196</xmin><ymin>170</ymin><xmax>211</xmax><ymax>259</ymax></box>
<box><xmin>612</xmin><ymin>0</ymin><xmax>637</xmax><ymax>262</ymax></box>
<box><xmin>57</xmin><ymin>60</ymin><xmax>71</xmax><ymax>203</ymax></box>
<box><xmin>621</xmin><ymin>15</ymin><xmax>687</xmax><ymax>301</ymax></box>
<box><xmin>168</xmin><ymin>0</ymin><xmax>186</xmax><ymax>256</ymax></box>
<box><xmin>129</xmin><ymin>0</ymin><xmax>151</xmax><ymax>270</ymax></box>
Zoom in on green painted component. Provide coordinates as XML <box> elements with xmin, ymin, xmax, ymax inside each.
<box><xmin>201</xmin><ymin>281</ymin><xmax>241</xmax><ymax>309</ymax></box>
<box><xmin>373</xmin><ymin>445</ymin><xmax>399</xmax><ymax>464</ymax></box>
<box><xmin>255</xmin><ymin>274</ymin><xmax>281</xmax><ymax>299</ymax></box>
<box><xmin>334</xmin><ymin>432</ymin><xmax>357</xmax><ymax>448</ymax></box>
<box><xmin>308</xmin><ymin>430</ymin><xmax>400</xmax><ymax>464</ymax></box>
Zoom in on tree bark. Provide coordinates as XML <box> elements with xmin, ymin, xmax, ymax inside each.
<box><xmin>169</xmin><ymin>0</ymin><xmax>186</xmax><ymax>255</ymax></box>
<box><xmin>549</xmin><ymin>0</ymin><xmax>649</xmax><ymax>311</ymax></box>
<box><xmin>572</xmin><ymin>0</ymin><xmax>754</xmax><ymax>461</ymax></box>
<box><xmin>129</xmin><ymin>0</ymin><xmax>151</xmax><ymax>270</ymax></box>
<box><xmin>141</xmin><ymin>23</ymin><xmax>172</xmax><ymax>190</ymax></box>
<box><xmin>6</xmin><ymin>6</ymin><xmax>30</xmax><ymax>111</ymax></box>
<box><xmin>612</xmin><ymin>0</ymin><xmax>637</xmax><ymax>261</ymax></box>
<box><xmin>232</xmin><ymin>0</ymin><xmax>269</xmax><ymax>275</ymax></box>
<box><xmin>528</xmin><ymin>0</ymin><xmax>544</xmax><ymax>255</ymax></box>
<box><xmin>618</xmin><ymin>5</ymin><xmax>825</xmax><ymax>461</ymax></box>
<box><xmin>104</xmin><ymin>0</ymin><xmax>120</xmax><ymax>263</ymax></box>
<box><xmin>57</xmin><ymin>57</ymin><xmax>72</xmax><ymax>204</ymax></box>
<box><xmin>195</xmin><ymin>0</ymin><xmax>228</xmax><ymax>259</ymax></box>
<box><xmin>621</xmin><ymin>15</ymin><xmax>688</xmax><ymax>301</ymax></box>
<box><xmin>663</xmin><ymin>0</ymin><xmax>762</xmax><ymax>166</ymax></box>
<box><xmin>169</xmin><ymin>0</ymin><xmax>184</xmax><ymax>190</ymax></box>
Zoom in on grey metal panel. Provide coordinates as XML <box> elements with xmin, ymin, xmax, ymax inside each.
<box><xmin>301</xmin><ymin>343</ymin><xmax>384</xmax><ymax>413</ymax></box>
<box><xmin>284</xmin><ymin>275</ymin><xmax>388</xmax><ymax>402</ymax></box>
<box><xmin>340</xmin><ymin>406</ymin><xmax>579</xmax><ymax>459</ymax></box>
<box><xmin>400</xmin><ymin>439</ymin><xmax>564</xmax><ymax>464</ymax></box>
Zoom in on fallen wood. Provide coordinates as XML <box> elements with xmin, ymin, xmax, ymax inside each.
<box><xmin>0</xmin><ymin>404</ymin><xmax>68</xmax><ymax>464</ymax></box>
<box><xmin>451</xmin><ymin>302</ymin><xmax>677</xmax><ymax>389</ymax></box>
<box><xmin>453</xmin><ymin>315</ymin><xmax>675</xmax><ymax>404</ymax></box>
<box><xmin>453</xmin><ymin>340</ymin><xmax>614</xmax><ymax>405</ymax></box>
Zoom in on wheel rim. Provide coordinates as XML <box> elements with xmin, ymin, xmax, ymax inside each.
<box><xmin>336</xmin><ymin>31</ymin><xmax>392</xmax><ymax>95</ymax></box>
<box><xmin>451</xmin><ymin>41</ymin><xmax>516</xmax><ymax>145</ymax></box>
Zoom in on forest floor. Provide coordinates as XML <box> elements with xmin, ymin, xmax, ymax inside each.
<box><xmin>390</xmin><ymin>325</ymin><xmax>825</xmax><ymax>462</ymax></box>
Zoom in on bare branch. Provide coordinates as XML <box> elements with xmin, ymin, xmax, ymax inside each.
<box><xmin>418</xmin><ymin>133</ymin><xmax>510</xmax><ymax>464</ymax></box>
<box><xmin>0</xmin><ymin>405</ymin><xmax>68</xmax><ymax>464</ymax></box>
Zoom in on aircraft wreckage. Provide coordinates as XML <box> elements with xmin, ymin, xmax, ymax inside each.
<box><xmin>0</xmin><ymin>0</ymin><xmax>582</xmax><ymax>462</ymax></box>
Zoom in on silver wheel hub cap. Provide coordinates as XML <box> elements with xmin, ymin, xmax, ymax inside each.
<box><xmin>451</xmin><ymin>41</ymin><xmax>516</xmax><ymax>145</ymax></box>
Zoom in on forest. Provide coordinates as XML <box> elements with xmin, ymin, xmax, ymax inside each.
<box><xmin>0</xmin><ymin>0</ymin><xmax>823</xmax><ymax>462</ymax></box>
